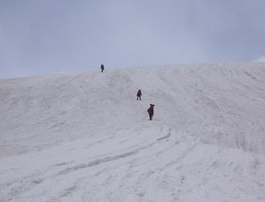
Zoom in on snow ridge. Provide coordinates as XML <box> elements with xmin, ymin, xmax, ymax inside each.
<box><xmin>0</xmin><ymin>63</ymin><xmax>265</xmax><ymax>202</ymax></box>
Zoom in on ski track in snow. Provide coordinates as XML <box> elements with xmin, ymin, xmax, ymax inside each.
<box><xmin>1</xmin><ymin>63</ymin><xmax>265</xmax><ymax>202</ymax></box>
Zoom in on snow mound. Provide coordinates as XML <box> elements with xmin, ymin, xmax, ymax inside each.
<box><xmin>1</xmin><ymin>63</ymin><xmax>265</xmax><ymax>202</ymax></box>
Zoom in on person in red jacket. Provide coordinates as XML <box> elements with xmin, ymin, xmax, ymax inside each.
<box><xmin>147</xmin><ymin>104</ymin><xmax>155</xmax><ymax>120</ymax></box>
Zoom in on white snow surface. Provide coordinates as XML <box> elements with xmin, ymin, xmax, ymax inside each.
<box><xmin>1</xmin><ymin>63</ymin><xmax>265</xmax><ymax>202</ymax></box>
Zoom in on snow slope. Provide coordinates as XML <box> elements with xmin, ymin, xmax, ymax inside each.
<box><xmin>1</xmin><ymin>63</ymin><xmax>265</xmax><ymax>202</ymax></box>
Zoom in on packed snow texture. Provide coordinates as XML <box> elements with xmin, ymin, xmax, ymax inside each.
<box><xmin>1</xmin><ymin>63</ymin><xmax>265</xmax><ymax>202</ymax></box>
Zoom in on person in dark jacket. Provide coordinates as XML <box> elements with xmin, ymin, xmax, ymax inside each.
<box><xmin>147</xmin><ymin>104</ymin><xmax>155</xmax><ymax>120</ymax></box>
<box><xmin>100</xmin><ymin>64</ymin><xmax>105</xmax><ymax>73</ymax></box>
<box><xmin>136</xmin><ymin>89</ymin><xmax>142</xmax><ymax>100</ymax></box>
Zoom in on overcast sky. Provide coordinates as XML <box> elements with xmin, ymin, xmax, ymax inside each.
<box><xmin>0</xmin><ymin>0</ymin><xmax>265</xmax><ymax>79</ymax></box>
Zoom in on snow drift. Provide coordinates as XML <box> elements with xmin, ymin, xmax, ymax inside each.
<box><xmin>0</xmin><ymin>63</ymin><xmax>265</xmax><ymax>202</ymax></box>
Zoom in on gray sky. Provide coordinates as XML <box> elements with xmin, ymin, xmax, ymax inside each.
<box><xmin>0</xmin><ymin>0</ymin><xmax>265</xmax><ymax>78</ymax></box>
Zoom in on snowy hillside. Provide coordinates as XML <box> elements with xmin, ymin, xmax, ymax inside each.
<box><xmin>1</xmin><ymin>63</ymin><xmax>265</xmax><ymax>202</ymax></box>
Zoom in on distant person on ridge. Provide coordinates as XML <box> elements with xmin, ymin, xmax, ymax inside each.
<box><xmin>147</xmin><ymin>104</ymin><xmax>155</xmax><ymax>121</ymax></box>
<box><xmin>100</xmin><ymin>64</ymin><xmax>105</xmax><ymax>73</ymax></box>
<box><xmin>136</xmin><ymin>89</ymin><xmax>142</xmax><ymax>100</ymax></box>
